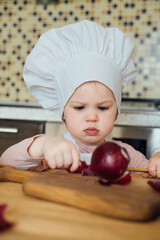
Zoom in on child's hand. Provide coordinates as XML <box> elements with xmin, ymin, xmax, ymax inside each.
<box><xmin>29</xmin><ymin>135</ymin><xmax>80</xmax><ymax>172</ymax></box>
<box><xmin>143</xmin><ymin>152</ymin><xmax>160</xmax><ymax>178</ymax></box>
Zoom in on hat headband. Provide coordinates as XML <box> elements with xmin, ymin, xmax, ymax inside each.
<box><xmin>55</xmin><ymin>53</ymin><xmax>122</xmax><ymax>116</ymax></box>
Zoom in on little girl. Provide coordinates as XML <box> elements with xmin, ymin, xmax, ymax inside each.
<box><xmin>0</xmin><ymin>20</ymin><xmax>159</xmax><ymax>178</ymax></box>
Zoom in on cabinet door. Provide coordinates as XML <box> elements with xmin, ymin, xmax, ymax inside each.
<box><xmin>0</xmin><ymin>120</ymin><xmax>45</xmax><ymax>156</ymax></box>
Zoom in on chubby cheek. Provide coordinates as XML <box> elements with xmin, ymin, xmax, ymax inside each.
<box><xmin>65</xmin><ymin>117</ymin><xmax>81</xmax><ymax>135</ymax></box>
<box><xmin>102</xmin><ymin>123</ymin><xmax>114</xmax><ymax>136</ymax></box>
<box><xmin>100</xmin><ymin>116</ymin><xmax>115</xmax><ymax>135</ymax></box>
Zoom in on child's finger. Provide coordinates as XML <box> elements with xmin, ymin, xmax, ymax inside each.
<box><xmin>45</xmin><ymin>153</ymin><xmax>57</xmax><ymax>169</ymax></box>
<box><xmin>142</xmin><ymin>172</ymin><xmax>149</xmax><ymax>178</ymax></box>
<box><xmin>69</xmin><ymin>148</ymin><xmax>80</xmax><ymax>172</ymax></box>
<box><xmin>47</xmin><ymin>158</ymin><xmax>56</xmax><ymax>169</ymax></box>
<box><xmin>156</xmin><ymin>163</ymin><xmax>160</xmax><ymax>178</ymax></box>
<box><xmin>55</xmin><ymin>152</ymin><xmax>64</xmax><ymax>168</ymax></box>
<box><xmin>63</xmin><ymin>151</ymin><xmax>73</xmax><ymax>168</ymax></box>
<box><xmin>148</xmin><ymin>163</ymin><xmax>157</xmax><ymax>178</ymax></box>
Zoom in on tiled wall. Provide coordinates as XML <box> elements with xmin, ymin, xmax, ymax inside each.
<box><xmin>0</xmin><ymin>0</ymin><xmax>160</xmax><ymax>104</ymax></box>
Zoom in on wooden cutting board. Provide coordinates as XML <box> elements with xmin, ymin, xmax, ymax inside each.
<box><xmin>23</xmin><ymin>170</ymin><xmax>160</xmax><ymax>222</ymax></box>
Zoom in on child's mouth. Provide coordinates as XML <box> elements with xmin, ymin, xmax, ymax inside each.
<box><xmin>84</xmin><ymin>128</ymin><xmax>99</xmax><ymax>136</ymax></box>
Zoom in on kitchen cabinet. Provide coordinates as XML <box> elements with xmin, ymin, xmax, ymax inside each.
<box><xmin>0</xmin><ymin>120</ymin><xmax>45</xmax><ymax>156</ymax></box>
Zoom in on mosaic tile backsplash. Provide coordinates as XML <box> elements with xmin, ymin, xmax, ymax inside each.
<box><xmin>0</xmin><ymin>0</ymin><xmax>160</xmax><ymax>104</ymax></box>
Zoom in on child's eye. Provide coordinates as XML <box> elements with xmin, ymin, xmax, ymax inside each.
<box><xmin>74</xmin><ymin>106</ymin><xmax>85</xmax><ymax>110</ymax></box>
<box><xmin>98</xmin><ymin>106</ymin><xmax>108</xmax><ymax>111</ymax></box>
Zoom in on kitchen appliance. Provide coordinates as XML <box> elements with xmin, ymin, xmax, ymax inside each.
<box><xmin>110</xmin><ymin>125</ymin><xmax>160</xmax><ymax>159</ymax></box>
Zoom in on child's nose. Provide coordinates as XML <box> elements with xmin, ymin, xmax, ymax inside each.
<box><xmin>86</xmin><ymin>111</ymin><xmax>98</xmax><ymax>122</ymax></box>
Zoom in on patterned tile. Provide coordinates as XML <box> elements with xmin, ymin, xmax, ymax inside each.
<box><xmin>0</xmin><ymin>0</ymin><xmax>160</xmax><ymax>103</ymax></box>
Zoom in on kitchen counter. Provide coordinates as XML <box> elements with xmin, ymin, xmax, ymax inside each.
<box><xmin>0</xmin><ymin>106</ymin><xmax>61</xmax><ymax>122</ymax></box>
<box><xmin>0</xmin><ymin>181</ymin><xmax>160</xmax><ymax>240</ymax></box>
<box><xmin>1</xmin><ymin>105</ymin><xmax>160</xmax><ymax>127</ymax></box>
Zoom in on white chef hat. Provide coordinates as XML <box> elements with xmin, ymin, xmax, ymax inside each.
<box><xmin>23</xmin><ymin>20</ymin><xmax>137</xmax><ymax>117</ymax></box>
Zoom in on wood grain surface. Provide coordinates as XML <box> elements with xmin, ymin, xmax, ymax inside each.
<box><xmin>0</xmin><ymin>165</ymin><xmax>62</xmax><ymax>183</ymax></box>
<box><xmin>22</xmin><ymin>170</ymin><xmax>160</xmax><ymax>222</ymax></box>
<box><xmin>0</xmin><ymin>165</ymin><xmax>39</xmax><ymax>183</ymax></box>
<box><xmin>1</xmin><ymin>165</ymin><xmax>159</xmax><ymax>222</ymax></box>
<box><xmin>1</xmin><ymin>182</ymin><xmax>160</xmax><ymax>240</ymax></box>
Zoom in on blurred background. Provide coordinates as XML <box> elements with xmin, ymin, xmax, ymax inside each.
<box><xmin>0</xmin><ymin>0</ymin><xmax>160</xmax><ymax>106</ymax></box>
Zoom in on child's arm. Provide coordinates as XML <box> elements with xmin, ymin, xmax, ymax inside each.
<box><xmin>0</xmin><ymin>135</ymin><xmax>43</xmax><ymax>170</ymax></box>
<box><xmin>0</xmin><ymin>135</ymin><xmax>80</xmax><ymax>172</ymax></box>
<box><xmin>113</xmin><ymin>140</ymin><xmax>148</xmax><ymax>168</ymax></box>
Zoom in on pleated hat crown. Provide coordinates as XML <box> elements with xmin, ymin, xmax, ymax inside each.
<box><xmin>23</xmin><ymin>20</ymin><xmax>137</xmax><ymax>117</ymax></box>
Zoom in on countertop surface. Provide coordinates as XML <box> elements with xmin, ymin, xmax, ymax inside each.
<box><xmin>1</xmin><ymin>104</ymin><xmax>160</xmax><ymax>127</ymax></box>
<box><xmin>0</xmin><ymin>181</ymin><xmax>160</xmax><ymax>240</ymax></box>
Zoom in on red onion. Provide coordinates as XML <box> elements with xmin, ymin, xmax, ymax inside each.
<box><xmin>148</xmin><ymin>180</ymin><xmax>160</xmax><ymax>192</ymax></box>
<box><xmin>0</xmin><ymin>204</ymin><xmax>14</xmax><ymax>232</ymax></box>
<box><xmin>90</xmin><ymin>141</ymin><xmax>130</xmax><ymax>180</ymax></box>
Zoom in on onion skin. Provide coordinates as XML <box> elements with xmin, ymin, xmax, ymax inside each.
<box><xmin>148</xmin><ymin>180</ymin><xmax>160</xmax><ymax>192</ymax></box>
<box><xmin>99</xmin><ymin>173</ymin><xmax>132</xmax><ymax>186</ymax></box>
<box><xmin>90</xmin><ymin>142</ymin><xmax>130</xmax><ymax>180</ymax></box>
<box><xmin>82</xmin><ymin>167</ymin><xmax>96</xmax><ymax>176</ymax></box>
<box><xmin>0</xmin><ymin>204</ymin><xmax>14</xmax><ymax>232</ymax></box>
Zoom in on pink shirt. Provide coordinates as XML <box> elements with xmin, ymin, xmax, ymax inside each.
<box><xmin>0</xmin><ymin>134</ymin><xmax>148</xmax><ymax>171</ymax></box>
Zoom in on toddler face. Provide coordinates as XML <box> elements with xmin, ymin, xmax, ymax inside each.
<box><xmin>63</xmin><ymin>81</ymin><xmax>117</xmax><ymax>146</ymax></box>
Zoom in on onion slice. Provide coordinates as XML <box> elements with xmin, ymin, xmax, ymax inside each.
<box><xmin>148</xmin><ymin>180</ymin><xmax>160</xmax><ymax>192</ymax></box>
<box><xmin>82</xmin><ymin>167</ymin><xmax>96</xmax><ymax>176</ymax></box>
<box><xmin>0</xmin><ymin>204</ymin><xmax>14</xmax><ymax>232</ymax></box>
<box><xmin>99</xmin><ymin>173</ymin><xmax>132</xmax><ymax>186</ymax></box>
<box><xmin>66</xmin><ymin>161</ymin><xmax>89</xmax><ymax>173</ymax></box>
